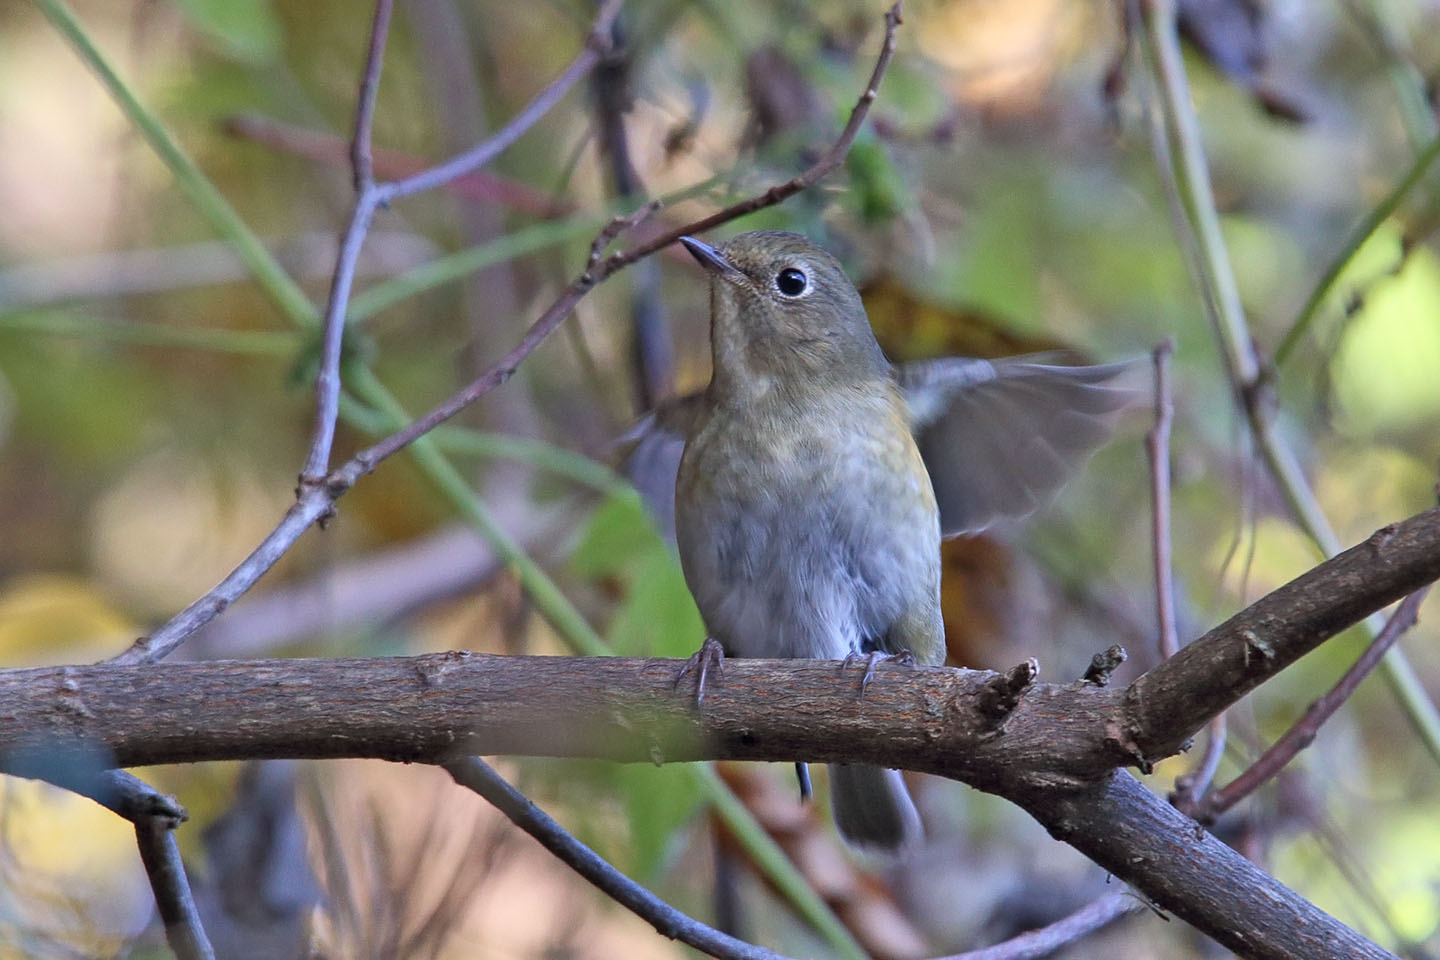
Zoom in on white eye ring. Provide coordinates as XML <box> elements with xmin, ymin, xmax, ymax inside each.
<box><xmin>775</xmin><ymin>267</ymin><xmax>809</xmax><ymax>298</ymax></box>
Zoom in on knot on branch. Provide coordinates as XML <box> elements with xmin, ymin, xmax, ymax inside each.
<box><xmin>413</xmin><ymin>649</ymin><xmax>477</xmax><ymax>688</ymax></box>
<box><xmin>1082</xmin><ymin>645</ymin><xmax>1128</xmax><ymax>686</ymax></box>
<box><xmin>977</xmin><ymin>658</ymin><xmax>1038</xmax><ymax>729</ymax></box>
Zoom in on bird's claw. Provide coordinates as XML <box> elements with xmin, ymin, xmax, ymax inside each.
<box><xmin>842</xmin><ymin>649</ymin><xmax>916</xmax><ymax>697</ymax></box>
<box><xmin>676</xmin><ymin>637</ymin><xmax>726</xmax><ymax>705</ymax></box>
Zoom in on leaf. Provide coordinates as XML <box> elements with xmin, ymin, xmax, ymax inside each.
<box><xmin>167</xmin><ymin>0</ymin><xmax>283</xmax><ymax>65</ymax></box>
<box><xmin>571</xmin><ymin>492</ymin><xmax>705</xmax><ymax>658</ymax></box>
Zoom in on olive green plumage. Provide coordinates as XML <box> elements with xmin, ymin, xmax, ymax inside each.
<box><xmin>657</xmin><ymin>230</ymin><xmax>1138</xmax><ymax>850</ymax></box>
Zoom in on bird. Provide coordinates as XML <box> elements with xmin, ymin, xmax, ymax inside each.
<box><xmin>631</xmin><ymin>230</ymin><xmax>1139</xmax><ymax>851</ymax></box>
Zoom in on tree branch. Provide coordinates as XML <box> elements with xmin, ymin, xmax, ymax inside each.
<box><xmin>445</xmin><ymin>757</ymin><xmax>786</xmax><ymax>960</ymax></box>
<box><xmin>939</xmin><ymin>890</ymin><xmax>1140</xmax><ymax>960</ymax></box>
<box><xmin>11</xmin><ymin>505</ymin><xmax>1439</xmax><ymax>960</ymax></box>
<box><xmin>1125</xmin><ymin>505</ymin><xmax>1440</xmax><ymax>762</ymax></box>
<box><xmin>135</xmin><ymin>817</ymin><xmax>215</xmax><ymax>960</ymax></box>
<box><xmin>1194</xmin><ymin>586</ymin><xmax>1431</xmax><ymax>821</ymax></box>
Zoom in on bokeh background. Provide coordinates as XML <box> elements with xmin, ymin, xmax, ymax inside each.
<box><xmin>2</xmin><ymin>0</ymin><xmax>1439</xmax><ymax>957</ymax></box>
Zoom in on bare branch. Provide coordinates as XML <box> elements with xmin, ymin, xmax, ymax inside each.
<box><xmin>300</xmin><ymin>0</ymin><xmax>393</xmax><ymax>483</ymax></box>
<box><xmin>445</xmin><ymin>757</ymin><xmax>786</xmax><ymax>960</ymax></box>
<box><xmin>340</xmin><ymin>2</ymin><xmax>903</xmax><ymax>478</ymax></box>
<box><xmin>1194</xmin><ymin>586</ymin><xmax>1431</xmax><ymax>821</ymax></box>
<box><xmin>1127</xmin><ymin>507</ymin><xmax>1440</xmax><ymax>761</ymax></box>
<box><xmin>938</xmin><ymin>890</ymin><xmax>1142</xmax><ymax>960</ymax></box>
<box><xmin>135</xmin><ymin>818</ymin><xmax>215</xmax><ymax>960</ymax></box>
<box><xmin>350</xmin><ymin>0</ymin><xmax>392</xmax><ymax>192</ymax></box>
<box><xmin>223</xmin><ymin>114</ymin><xmax>568</xmax><ymax>215</ymax></box>
<box><xmin>1146</xmin><ymin>338</ymin><xmax>1178</xmax><ymax>659</ymax></box>
<box><xmin>378</xmin><ymin>0</ymin><xmax>622</xmax><ymax>203</ymax></box>
<box><xmin>108</xmin><ymin>491</ymin><xmax>334</xmax><ymax>665</ymax></box>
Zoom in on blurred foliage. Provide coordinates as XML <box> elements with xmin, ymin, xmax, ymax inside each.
<box><xmin>2</xmin><ymin>0</ymin><xmax>1440</xmax><ymax>957</ymax></box>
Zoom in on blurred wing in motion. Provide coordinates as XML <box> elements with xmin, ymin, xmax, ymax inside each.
<box><xmin>616</xmin><ymin>393</ymin><xmax>705</xmax><ymax>541</ymax></box>
<box><xmin>899</xmin><ymin>355</ymin><xmax>1144</xmax><ymax>537</ymax></box>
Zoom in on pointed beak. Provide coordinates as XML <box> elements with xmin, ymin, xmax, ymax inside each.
<box><xmin>680</xmin><ymin>236</ymin><xmax>742</xmax><ymax>279</ymax></box>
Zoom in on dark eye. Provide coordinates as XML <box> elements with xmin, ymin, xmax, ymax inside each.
<box><xmin>775</xmin><ymin>267</ymin><xmax>808</xmax><ymax>297</ymax></box>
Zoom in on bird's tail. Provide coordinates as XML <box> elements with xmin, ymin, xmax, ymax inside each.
<box><xmin>829</xmin><ymin>764</ymin><xmax>921</xmax><ymax>851</ymax></box>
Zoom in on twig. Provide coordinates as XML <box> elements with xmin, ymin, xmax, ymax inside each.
<box><xmin>223</xmin><ymin>113</ymin><xmax>568</xmax><ymax>215</ymax></box>
<box><xmin>301</xmin><ymin>0</ymin><xmax>620</xmax><ymax>484</ymax></box>
<box><xmin>443</xmin><ymin>757</ymin><xmax>788</xmax><ymax>960</ymax></box>
<box><xmin>1170</xmin><ymin>711</ymin><xmax>1226</xmax><ymax>812</ymax></box>
<box><xmin>349</xmin><ymin>0</ymin><xmax>390</xmax><ymax>192</ymax></box>
<box><xmin>1195</xmin><ymin>587</ymin><xmax>1430</xmax><ymax>822</ymax></box>
<box><xmin>300</xmin><ymin>0</ymin><xmax>392</xmax><ymax>483</ymax></box>
<box><xmin>938</xmin><ymin>890</ymin><xmax>1143</xmax><ymax>960</ymax></box>
<box><xmin>1274</xmin><ymin>131</ymin><xmax>1440</xmax><ymax>366</ymax></box>
<box><xmin>1146</xmin><ymin>338</ymin><xmax>1178</xmax><ymax>659</ymax></box>
<box><xmin>590</xmin><ymin>7</ymin><xmax>675</xmax><ymax>409</ymax></box>
<box><xmin>379</xmin><ymin>0</ymin><xmax>623</xmax><ymax>203</ymax></box>
<box><xmin>339</xmin><ymin>2</ymin><xmax>903</xmax><ymax>478</ymax></box>
<box><xmin>28</xmin><ymin>767</ymin><xmax>215</xmax><ymax>960</ymax></box>
<box><xmin>109</xmin><ymin>494</ymin><xmax>333</xmax><ymax>664</ymax></box>
<box><xmin>1137</xmin><ymin>0</ymin><xmax>1440</xmax><ymax>765</ymax></box>
<box><xmin>135</xmin><ymin>817</ymin><xmax>215</xmax><ymax>960</ymax></box>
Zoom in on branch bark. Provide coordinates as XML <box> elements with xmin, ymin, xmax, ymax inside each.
<box><xmin>8</xmin><ymin>506</ymin><xmax>1439</xmax><ymax>960</ymax></box>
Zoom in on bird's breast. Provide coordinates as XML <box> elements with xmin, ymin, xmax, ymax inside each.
<box><xmin>675</xmin><ymin>387</ymin><xmax>941</xmax><ymax>661</ymax></box>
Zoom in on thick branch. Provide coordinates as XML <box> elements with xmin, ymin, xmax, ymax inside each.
<box><xmin>0</xmin><ymin>656</ymin><xmax>1395</xmax><ymax>960</ymax></box>
<box><xmin>1126</xmin><ymin>504</ymin><xmax>1440</xmax><ymax>760</ymax></box>
<box><xmin>1025</xmin><ymin>773</ymin><xmax>1394</xmax><ymax>960</ymax></box>
<box><xmin>9</xmin><ymin>505</ymin><xmax>1438</xmax><ymax>960</ymax></box>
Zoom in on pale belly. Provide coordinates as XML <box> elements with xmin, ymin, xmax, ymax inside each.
<box><xmin>675</xmin><ymin>403</ymin><xmax>943</xmax><ymax>664</ymax></box>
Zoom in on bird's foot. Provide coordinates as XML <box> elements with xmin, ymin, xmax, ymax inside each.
<box><xmin>676</xmin><ymin>637</ymin><xmax>726</xmax><ymax>706</ymax></box>
<box><xmin>841</xmin><ymin>649</ymin><xmax>916</xmax><ymax>696</ymax></box>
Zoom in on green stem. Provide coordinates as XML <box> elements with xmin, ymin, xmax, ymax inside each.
<box><xmin>1141</xmin><ymin>0</ymin><xmax>1440</xmax><ymax>765</ymax></box>
<box><xmin>32</xmin><ymin>0</ymin><xmax>318</xmax><ymax>330</ymax></box>
<box><xmin>0</xmin><ymin>311</ymin><xmax>297</xmax><ymax>355</ymax></box>
<box><xmin>1275</xmin><ymin>132</ymin><xmax>1440</xmax><ymax>367</ymax></box>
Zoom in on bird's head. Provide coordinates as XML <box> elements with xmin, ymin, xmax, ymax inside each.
<box><xmin>680</xmin><ymin>231</ymin><xmax>887</xmax><ymax>400</ymax></box>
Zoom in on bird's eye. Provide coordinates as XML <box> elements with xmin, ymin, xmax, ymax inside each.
<box><xmin>775</xmin><ymin>267</ymin><xmax>809</xmax><ymax>297</ymax></box>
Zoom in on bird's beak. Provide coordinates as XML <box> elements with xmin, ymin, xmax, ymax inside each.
<box><xmin>680</xmin><ymin>236</ymin><xmax>743</xmax><ymax>279</ymax></box>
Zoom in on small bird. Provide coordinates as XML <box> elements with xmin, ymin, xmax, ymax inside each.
<box><xmin>639</xmin><ymin>230</ymin><xmax>1138</xmax><ymax>851</ymax></box>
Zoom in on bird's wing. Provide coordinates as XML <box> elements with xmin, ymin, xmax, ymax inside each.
<box><xmin>616</xmin><ymin>392</ymin><xmax>706</xmax><ymax>541</ymax></box>
<box><xmin>898</xmin><ymin>355</ymin><xmax>1145</xmax><ymax>538</ymax></box>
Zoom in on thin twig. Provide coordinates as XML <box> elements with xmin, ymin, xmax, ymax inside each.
<box><xmin>1171</xmin><ymin>711</ymin><xmax>1226</xmax><ymax>812</ymax></box>
<box><xmin>302</xmin><ymin>0</ymin><xmax>618</xmax><ymax>484</ymax></box>
<box><xmin>1138</xmin><ymin>0</ymin><xmax>1440</xmax><ymax>765</ymax></box>
<box><xmin>378</xmin><ymin>0</ymin><xmax>623</xmax><ymax>203</ymax></box>
<box><xmin>224</xmin><ymin>113</ymin><xmax>568</xmax><ymax>215</ymax></box>
<box><xmin>107</xmin><ymin>2</ymin><xmax>904</xmax><ymax>668</ymax></box>
<box><xmin>87</xmin><ymin>769</ymin><xmax>189</xmax><ymax>823</ymax></box>
<box><xmin>109</xmin><ymin>494</ymin><xmax>333</xmax><ymax>664</ymax></box>
<box><xmin>590</xmin><ymin>6</ymin><xmax>675</xmax><ymax>409</ymax></box>
<box><xmin>135</xmin><ymin>817</ymin><xmax>216</xmax><ymax>960</ymax></box>
<box><xmin>444</xmin><ymin>757</ymin><xmax>788</xmax><ymax>960</ymax></box>
<box><xmin>300</xmin><ymin>0</ymin><xmax>393</xmax><ymax>483</ymax></box>
<box><xmin>1196</xmin><ymin>587</ymin><xmax>1430</xmax><ymax>821</ymax></box>
<box><xmin>1146</xmin><ymin>337</ymin><xmax>1178</xmax><ymax>659</ymax></box>
<box><xmin>349</xmin><ymin>0</ymin><xmax>391</xmax><ymax>192</ymax></box>
<box><xmin>342</xmin><ymin>2</ymin><xmax>903</xmax><ymax>477</ymax></box>
<box><xmin>32</xmin><ymin>767</ymin><xmax>213</xmax><ymax>960</ymax></box>
<box><xmin>938</xmin><ymin>890</ymin><xmax>1144</xmax><ymax>960</ymax></box>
